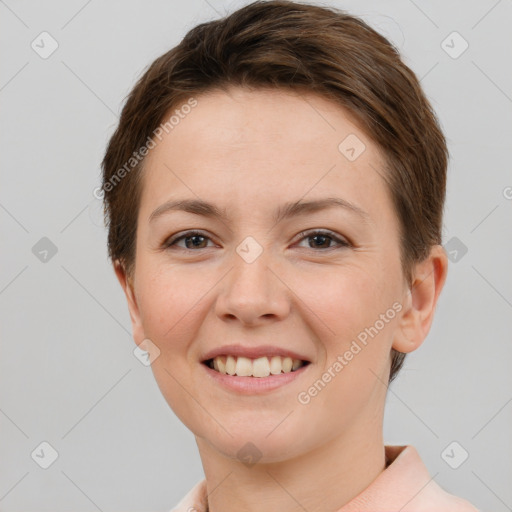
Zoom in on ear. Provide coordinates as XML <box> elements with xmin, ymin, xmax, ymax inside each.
<box><xmin>393</xmin><ymin>245</ymin><xmax>449</xmax><ymax>353</ymax></box>
<box><xmin>114</xmin><ymin>260</ymin><xmax>145</xmax><ymax>345</ymax></box>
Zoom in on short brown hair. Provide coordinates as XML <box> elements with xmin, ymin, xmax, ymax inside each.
<box><xmin>101</xmin><ymin>0</ymin><xmax>448</xmax><ymax>382</ymax></box>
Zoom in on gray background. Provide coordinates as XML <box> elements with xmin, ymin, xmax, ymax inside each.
<box><xmin>1</xmin><ymin>0</ymin><xmax>511</xmax><ymax>510</ymax></box>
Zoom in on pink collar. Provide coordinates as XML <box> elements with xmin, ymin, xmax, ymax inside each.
<box><xmin>170</xmin><ymin>445</ymin><xmax>478</xmax><ymax>511</ymax></box>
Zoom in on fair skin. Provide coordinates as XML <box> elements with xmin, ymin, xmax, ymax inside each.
<box><xmin>115</xmin><ymin>86</ymin><xmax>448</xmax><ymax>512</ymax></box>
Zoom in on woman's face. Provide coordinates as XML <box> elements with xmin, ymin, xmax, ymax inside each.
<box><xmin>120</xmin><ymin>87</ymin><xmax>411</xmax><ymax>462</ymax></box>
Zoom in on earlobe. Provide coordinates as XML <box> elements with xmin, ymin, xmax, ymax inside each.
<box><xmin>392</xmin><ymin>245</ymin><xmax>449</xmax><ymax>354</ymax></box>
<box><xmin>114</xmin><ymin>260</ymin><xmax>144</xmax><ymax>344</ymax></box>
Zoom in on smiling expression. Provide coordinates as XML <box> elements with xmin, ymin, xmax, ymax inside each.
<box><xmin>118</xmin><ymin>86</ymin><xmax>411</xmax><ymax>461</ymax></box>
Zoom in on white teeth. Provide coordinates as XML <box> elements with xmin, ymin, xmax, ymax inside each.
<box><xmin>282</xmin><ymin>357</ymin><xmax>293</xmax><ymax>373</ymax></box>
<box><xmin>269</xmin><ymin>356</ymin><xmax>282</xmax><ymax>375</ymax></box>
<box><xmin>217</xmin><ymin>356</ymin><xmax>226</xmax><ymax>374</ymax></box>
<box><xmin>235</xmin><ymin>356</ymin><xmax>253</xmax><ymax>377</ymax></box>
<box><xmin>252</xmin><ymin>357</ymin><xmax>270</xmax><ymax>378</ymax></box>
<box><xmin>292</xmin><ymin>359</ymin><xmax>302</xmax><ymax>371</ymax></box>
<box><xmin>209</xmin><ymin>355</ymin><xmax>305</xmax><ymax>377</ymax></box>
<box><xmin>225</xmin><ymin>355</ymin><xmax>236</xmax><ymax>375</ymax></box>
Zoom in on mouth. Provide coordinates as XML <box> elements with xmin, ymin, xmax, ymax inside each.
<box><xmin>202</xmin><ymin>355</ymin><xmax>311</xmax><ymax>378</ymax></box>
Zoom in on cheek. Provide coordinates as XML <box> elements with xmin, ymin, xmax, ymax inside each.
<box><xmin>307</xmin><ymin>271</ymin><xmax>397</xmax><ymax>417</ymax></box>
<box><xmin>306</xmin><ymin>264</ymin><xmax>391</xmax><ymax>334</ymax></box>
<box><xmin>304</xmin><ymin>262</ymin><xmax>399</xmax><ymax>375</ymax></box>
<box><xmin>135</xmin><ymin>263</ymin><xmax>204</xmax><ymax>353</ymax></box>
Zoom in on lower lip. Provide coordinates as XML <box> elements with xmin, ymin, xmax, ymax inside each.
<box><xmin>201</xmin><ymin>362</ymin><xmax>311</xmax><ymax>394</ymax></box>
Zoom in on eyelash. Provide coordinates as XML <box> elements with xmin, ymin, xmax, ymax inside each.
<box><xmin>163</xmin><ymin>229</ymin><xmax>351</xmax><ymax>252</ymax></box>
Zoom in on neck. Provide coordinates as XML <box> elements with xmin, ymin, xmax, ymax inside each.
<box><xmin>195</xmin><ymin>419</ymin><xmax>386</xmax><ymax>512</ymax></box>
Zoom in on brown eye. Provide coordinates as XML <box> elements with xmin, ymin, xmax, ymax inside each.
<box><xmin>164</xmin><ymin>231</ymin><xmax>214</xmax><ymax>250</ymax></box>
<box><xmin>296</xmin><ymin>230</ymin><xmax>350</xmax><ymax>250</ymax></box>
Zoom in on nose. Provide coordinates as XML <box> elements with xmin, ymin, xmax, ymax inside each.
<box><xmin>215</xmin><ymin>245</ymin><xmax>290</xmax><ymax>326</ymax></box>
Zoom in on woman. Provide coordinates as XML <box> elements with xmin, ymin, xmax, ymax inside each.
<box><xmin>101</xmin><ymin>1</ymin><xmax>479</xmax><ymax>510</ymax></box>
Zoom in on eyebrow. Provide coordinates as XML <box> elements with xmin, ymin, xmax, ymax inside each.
<box><xmin>149</xmin><ymin>197</ymin><xmax>371</xmax><ymax>225</ymax></box>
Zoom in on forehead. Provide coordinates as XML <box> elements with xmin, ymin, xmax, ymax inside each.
<box><xmin>163</xmin><ymin>86</ymin><xmax>370</xmax><ymax>154</ymax></box>
<box><xmin>140</xmin><ymin>87</ymin><xmax>392</xmax><ymax>222</ymax></box>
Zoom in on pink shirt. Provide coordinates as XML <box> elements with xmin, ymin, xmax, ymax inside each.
<box><xmin>170</xmin><ymin>445</ymin><xmax>479</xmax><ymax>511</ymax></box>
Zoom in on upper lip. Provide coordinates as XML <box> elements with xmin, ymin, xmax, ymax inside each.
<box><xmin>201</xmin><ymin>344</ymin><xmax>311</xmax><ymax>363</ymax></box>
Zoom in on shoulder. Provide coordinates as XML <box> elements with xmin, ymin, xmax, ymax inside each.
<box><xmin>169</xmin><ymin>479</ymin><xmax>207</xmax><ymax>512</ymax></box>
<box><xmin>416</xmin><ymin>478</ymin><xmax>480</xmax><ymax>512</ymax></box>
<box><xmin>384</xmin><ymin>445</ymin><xmax>480</xmax><ymax>512</ymax></box>
<box><xmin>343</xmin><ymin>445</ymin><xmax>479</xmax><ymax>511</ymax></box>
